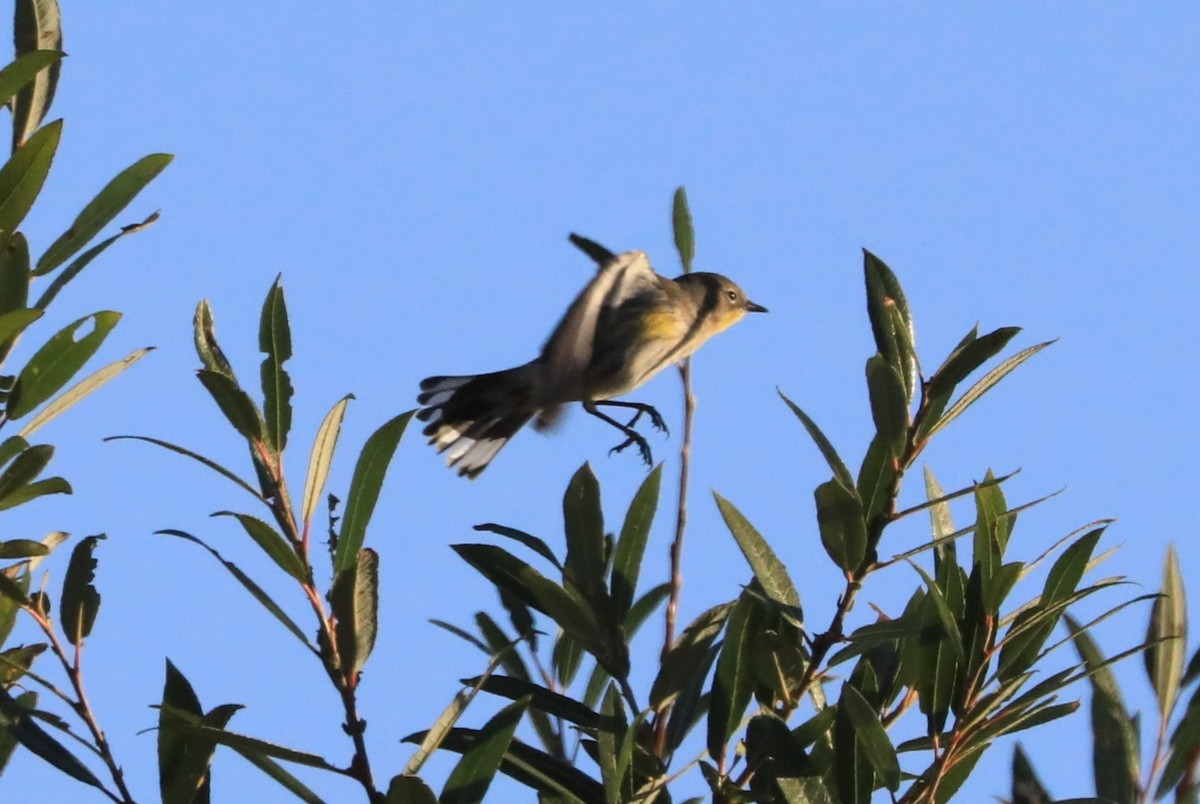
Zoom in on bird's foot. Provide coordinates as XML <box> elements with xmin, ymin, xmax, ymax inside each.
<box><xmin>609</xmin><ymin>431</ymin><xmax>654</xmax><ymax>467</ymax></box>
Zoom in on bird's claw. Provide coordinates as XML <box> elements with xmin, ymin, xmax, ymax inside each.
<box><xmin>609</xmin><ymin>432</ymin><xmax>654</xmax><ymax>467</ymax></box>
<box><xmin>623</xmin><ymin>404</ymin><xmax>668</xmax><ymax>435</ymax></box>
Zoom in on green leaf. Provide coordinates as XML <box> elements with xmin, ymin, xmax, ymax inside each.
<box><xmin>238</xmin><ymin>751</ymin><xmax>325</xmax><ymax>804</ymax></box>
<box><xmin>863</xmin><ymin>249</ymin><xmax>917</xmax><ymax>402</ymax></box>
<box><xmin>467</xmin><ymin>675</ymin><xmax>603</xmax><ymax>730</ymax></box>
<box><xmin>387</xmin><ymin>775</ymin><xmax>439</xmax><ymax>804</ymax></box>
<box><xmin>442</xmin><ymin>698</ymin><xmax>528</xmax><ymax>804</ymax></box>
<box><xmin>714</xmin><ymin>492</ymin><xmax>802</xmax><ymax>620</ymax></box>
<box><xmin>213</xmin><ymin>511</ymin><xmax>305</xmax><ymax>582</ymax></box>
<box><xmin>196</xmin><ymin>368</ymin><xmax>263</xmax><ymax>442</ymax></box>
<box><xmin>0</xmin><ymin>689</ymin><xmax>35</xmax><ymax>774</ymax></box>
<box><xmin>301</xmin><ymin>394</ymin><xmax>352</xmax><ymax>527</ymax></box>
<box><xmin>161</xmin><ymin>715</ymin><xmax>339</xmax><ymax>772</ymax></box>
<box><xmin>1065</xmin><ymin>614</ymin><xmax>1139</xmax><ymax>804</ymax></box>
<box><xmin>708</xmin><ymin>589</ymin><xmax>761</xmax><ymax>765</ymax></box>
<box><xmin>598</xmin><ymin>684</ymin><xmax>625</xmax><ymax>804</ymax></box>
<box><xmin>0</xmin><ymin>234</ymin><xmax>30</xmax><ymax>322</ymax></box>
<box><xmin>0</xmin><ymin>684</ymin><xmax>105</xmax><ymax>791</ymax></box>
<box><xmin>866</xmin><ymin>355</ymin><xmax>908</xmax><ymax>457</ymax></box>
<box><xmin>33</xmin><ymin>211</ymin><xmax>161</xmax><ymax>311</ymax></box>
<box><xmin>158</xmin><ymin>660</ymin><xmax>239</xmax><ymax>804</ymax></box>
<box><xmin>0</xmin><ymin>643</ymin><xmax>46</xmax><ymax>684</ymax></box>
<box><xmin>1145</xmin><ymin>544</ymin><xmax>1186</xmax><ymax>719</ymax></box>
<box><xmin>778</xmin><ymin>390</ymin><xmax>856</xmax><ymax>493</ymax></box>
<box><xmin>0</xmin><ymin>538</ymin><xmax>48</xmax><ymax>558</ymax></box>
<box><xmin>257</xmin><ymin>276</ymin><xmax>293</xmax><ymax>453</ymax></box>
<box><xmin>0</xmin><ymin>309</ymin><xmax>39</xmax><ymax>358</ymax></box>
<box><xmin>840</xmin><ymin>684</ymin><xmax>900</xmax><ymax>791</ymax></box>
<box><xmin>0</xmin><ymin>475</ymin><xmax>68</xmax><ymax>509</ymax></box>
<box><xmin>105</xmin><ymin>434</ymin><xmax>263</xmax><ymax>501</ymax></box>
<box><xmin>332</xmin><ymin>548</ymin><xmax>379</xmax><ymax>682</ymax></box>
<box><xmin>856</xmin><ymin>433</ymin><xmax>896</xmax><ymax>526</ymax></box>
<box><xmin>0</xmin><ymin>441</ymin><xmax>51</xmax><ymax>505</ymax></box>
<box><xmin>11</xmin><ymin>1</ymin><xmax>62</xmax><ymax>150</ymax></box>
<box><xmin>473</xmin><ymin>523</ymin><xmax>562</xmax><ymax>572</ymax></box>
<box><xmin>0</xmin><ymin>435</ymin><xmax>28</xmax><ymax>470</ymax></box>
<box><xmin>0</xmin><ymin>50</ymin><xmax>62</xmax><ymax>111</ymax></box>
<box><xmin>919</xmin><ymin>326</ymin><xmax>1021</xmax><ymax>442</ymax></box>
<box><xmin>0</xmin><ymin>118</ymin><xmax>60</xmax><ymax>237</ymax></box>
<box><xmin>6</xmin><ymin>310</ymin><xmax>121</xmax><ymax>419</ymax></box>
<box><xmin>334</xmin><ymin>411</ymin><xmax>412</xmax><ymax>573</ymax></box>
<box><xmin>193</xmin><ymin>299</ymin><xmax>235</xmax><ymax>378</ymax></box>
<box><xmin>651</xmin><ymin>602</ymin><xmax>732</xmax><ymax>709</ymax></box>
<box><xmin>814</xmin><ymin>480</ymin><xmax>868</xmax><ymax>575</ymax></box>
<box><xmin>156</xmin><ymin>530</ymin><xmax>311</xmax><ymax>647</ymax></box>
<box><xmin>611</xmin><ymin>463</ymin><xmax>661</xmax><ymax>623</ymax></box>
<box><xmin>18</xmin><ymin>347</ymin><xmax>153</xmax><ymax>438</ymax></box>
<box><xmin>36</xmin><ymin>153</ymin><xmax>173</xmax><ymax>276</ymax></box>
<box><xmin>59</xmin><ymin>535</ymin><xmax>104</xmax><ymax>644</ymax></box>
<box><xmin>925</xmin><ymin>340</ymin><xmax>1054</xmax><ymax>440</ymax></box>
<box><xmin>1010</xmin><ymin>744</ymin><xmax>1051</xmax><ymax>804</ymax></box>
<box><xmin>562</xmin><ymin>463</ymin><xmax>608</xmax><ymax>608</ymax></box>
<box><xmin>673</xmin><ymin>186</ymin><xmax>695</xmax><ymax>273</ymax></box>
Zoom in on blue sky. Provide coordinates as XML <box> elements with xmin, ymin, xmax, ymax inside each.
<box><xmin>5</xmin><ymin>4</ymin><xmax>1199</xmax><ymax>801</ymax></box>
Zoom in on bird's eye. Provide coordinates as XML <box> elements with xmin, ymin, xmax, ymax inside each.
<box><xmin>725</xmin><ymin>289</ymin><xmax>738</xmax><ymax>303</ymax></box>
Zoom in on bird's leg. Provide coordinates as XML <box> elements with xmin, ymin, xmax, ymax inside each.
<box><xmin>583</xmin><ymin>402</ymin><xmax>655</xmax><ymax>466</ymax></box>
<box><xmin>592</xmin><ymin>399</ymin><xmax>669</xmax><ymax>435</ymax></box>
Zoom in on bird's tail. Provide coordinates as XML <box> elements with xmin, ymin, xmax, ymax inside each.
<box><xmin>416</xmin><ymin>365</ymin><xmax>540</xmax><ymax>478</ymax></box>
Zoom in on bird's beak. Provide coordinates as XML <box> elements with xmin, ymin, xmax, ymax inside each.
<box><xmin>746</xmin><ymin>300</ymin><xmax>768</xmax><ymax>314</ymax></box>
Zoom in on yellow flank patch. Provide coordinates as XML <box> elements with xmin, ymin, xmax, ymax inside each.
<box><xmin>642</xmin><ymin>310</ymin><xmax>686</xmax><ymax>340</ymax></box>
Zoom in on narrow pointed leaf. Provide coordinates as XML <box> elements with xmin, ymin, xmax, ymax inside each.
<box><xmin>334</xmin><ymin>411</ymin><xmax>412</xmax><ymax>573</ymax></box>
<box><xmin>866</xmin><ymin>355</ymin><xmax>908</xmax><ymax>457</ymax></box>
<box><xmin>161</xmin><ymin>718</ymin><xmax>339</xmax><ymax>771</ymax></box>
<box><xmin>301</xmin><ymin>394</ymin><xmax>352</xmax><ymax>526</ymax></box>
<box><xmin>332</xmin><ymin>548</ymin><xmax>379</xmax><ymax>681</ymax></box>
<box><xmin>193</xmin><ymin>299</ymin><xmax>234</xmax><ymax>378</ymax></box>
<box><xmin>7</xmin><ymin>310</ymin><xmax>121</xmax><ymax>419</ymax></box>
<box><xmin>779</xmin><ymin>390</ymin><xmax>855</xmax><ymax>493</ymax></box>
<box><xmin>106</xmin><ymin>434</ymin><xmax>262</xmax><ymax>500</ymax></box>
<box><xmin>196</xmin><ymin>368</ymin><xmax>262</xmax><ymax>441</ymax></box>
<box><xmin>0</xmin><ymin>689</ymin><xmax>35</xmax><ymax>773</ymax></box>
<box><xmin>563</xmin><ymin>463</ymin><xmax>607</xmax><ymax>608</ymax></box>
<box><xmin>19</xmin><ymin>347</ymin><xmax>153</xmax><ymax>438</ymax></box>
<box><xmin>673</xmin><ymin>186</ymin><xmax>695</xmax><ymax>273</ymax></box>
<box><xmin>708</xmin><ymin>589</ymin><xmax>760</xmax><ymax>763</ymax></box>
<box><xmin>237</xmin><ymin>751</ymin><xmax>324</xmax><ymax>804</ymax></box>
<box><xmin>926</xmin><ymin>341</ymin><xmax>1054</xmax><ymax>440</ymax></box>
<box><xmin>33</xmin><ymin>211</ymin><xmax>161</xmax><ymax>310</ymax></box>
<box><xmin>466</xmin><ymin>675</ymin><xmax>602</xmax><ymax>730</ymax></box>
<box><xmin>1145</xmin><ymin>544</ymin><xmax>1186</xmax><ymax>719</ymax></box>
<box><xmin>920</xmin><ymin>326</ymin><xmax>1021</xmax><ymax>441</ymax></box>
<box><xmin>11</xmin><ymin>0</ymin><xmax>62</xmax><ymax>150</ymax></box>
<box><xmin>715</xmin><ymin>492</ymin><xmax>801</xmax><ymax>619</ymax></box>
<box><xmin>0</xmin><ymin>50</ymin><xmax>61</xmax><ymax>110</ymax></box>
<box><xmin>599</xmin><ymin>684</ymin><xmax>625</xmax><ymax>804</ymax></box>
<box><xmin>442</xmin><ymin>698</ymin><xmax>528</xmax><ymax>804</ymax></box>
<box><xmin>651</xmin><ymin>602</ymin><xmax>732</xmax><ymax>709</ymax></box>
<box><xmin>856</xmin><ymin>433</ymin><xmax>896</xmax><ymax>525</ymax></box>
<box><xmin>257</xmin><ymin>276</ymin><xmax>292</xmax><ymax>452</ymax></box>
<box><xmin>1010</xmin><ymin>744</ymin><xmax>1051</xmax><ymax>804</ymax></box>
<box><xmin>840</xmin><ymin>683</ymin><xmax>900</xmax><ymax>791</ymax></box>
<box><xmin>473</xmin><ymin>523</ymin><xmax>562</xmax><ymax>571</ymax></box>
<box><xmin>863</xmin><ymin>249</ymin><xmax>917</xmax><ymax>402</ymax></box>
<box><xmin>0</xmin><ymin>118</ymin><xmax>61</xmax><ymax>236</ymax></box>
<box><xmin>59</xmin><ymin>535</ymin><xmax>103</xmax><ymax>644</ymax></box>
<box><xmin>0</xmin><ymin>539</ymin><xmax>48</xmax><ymax>558</ymax></box>
<box><xmin>36</xmin><ymin>153</ymin><xmax>173</xmax><ymax>276</ymax></box>
<box><xmin>156</xmin><ymin>530</ymin><xmax>310</xmax><ymax>647</ymax></box>
<box><xmin>0</xmin><ymin>684</ymin><xmax>104</xmax><ymax>790</ymax></box>
<box><xmin>611</xmin><ymin>463</ymin><xmax>661</xmax><ymax>623</ymax></box>
<box><xmin>213</xmin><ymin>511</ymin><xmax>304</xmax><ymax>581</ymax></box>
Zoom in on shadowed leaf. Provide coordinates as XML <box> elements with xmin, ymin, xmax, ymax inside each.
<box><xmin>59</xmin><ymin>534</ymin><xmax>103</xmax><ymax>644</ymax></box>
<box><xmin>334</xmin><ymin>411</ymin><xmax>412</xmax><ymax>573</ymax></box>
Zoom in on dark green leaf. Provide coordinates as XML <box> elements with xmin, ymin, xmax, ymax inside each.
<box><xmin>598</xmin><ymin>684</ymin><xmax>625</xmax><ymax>804</ymax></box>
<box><xmin>332</xmin><ymin>548</ymin><xmax>379</xmax><ymax>681</ymax></box>
<box><xmin>856</xmin><ymin>434</ymin><xmax>896</xmax><ymax>526</ymax></box>
<box><xmin>925</xmin><ymin>340</ymin><xmax>1054</xmax><ymax>440</ymax></box>
<box><xmin>1145</xmin><ymin>544</ymin><xmax>1186</xmax><ymax>720</ymax></box>
<box><xmin>36</xmin><ymin>154</ymin><xmax>173</xmax><ymax>276</ymax></box>
<box><xmin>611</xmin><ymin>463</ymin><xmax>661</xmax><ymax>623</ymax></box>
<box><xmin>1011</xmin><ymin>744</ymin><xmax>1051</xmax><ymax>804</ymax></box>
<box><xmin>0</xmin><ymin>49</ymin><xmax>62</xmax><ymax>112</ymax></box>
<box><xmin>715</xmin><ymin>492</ymin><xmax>801</xmax><ymax>620</ymax></box>
<box><xmin>213</xmin><ymin>511</ymin><xmax>304</xmax><ymax>582</ymax></box>
<box><xmin>7</xmin><ymin>310</ymin><xmax>121</xmax><ymax>419</ymax></box>
<box><xmin>301</xmin><ymin>394</ymin><xmax>352</xmax><ymax>527</ymax></box>
<box><xmin>840</xmin><ymin>684</ymin><xmax>900</xmax><ymax>791</ymax></box>
<box><xmin>814</xmin><ymin>479</ymin><xmax>868</xmax><ymax>574</ymax></box>
<box><xmin>866</xmin><ymin>355</ymin><xmax>908</xmax><ymax>457</ymax></box>
<box><xmin>1159</xmin><ymin>686</ymin><xmax>1200</xmax><ymax>798</ymax></box>
<box><xmin>0</xmin><ymin>643</ymin><xmax>46</xmax><ymax>684</ymax></box>
<box><xmin>237</xmin><ymin>751</ymin><xmax>325</xmax><ymax>804</ymax></box>
<box><xmin>442</xmin><ymin>698</ymin><xmax>528</xmax><ymax>804</ymax></box>
<box><xmin>0</xmin><ymin>684</ymin><xmax>105</xmax><ymax>790</ymax></box>
<box><xmin>0</xmin><ymin>309</ymin><xmax>39</xmax><ymax>353</ymax></box>
<box><xmin>474</xmin><ymin>523</ymin><xmax>562</xmax><ymax>571</ymax></box>
<box><xmin>11</xmin><ymin>1</ymin><xmax>62</xmax><ymax>150</ymax></box>
<box><xmin>1065</xmin><ymin>614</ymin><xmax>1140</xmax><ymax>804</ymax></box>
<box><xmin>196</xmin><ymin>369</ymin><xmax>262</xmax><ymax>442</ymax></box>
<box><xmin>562</xmin><ymin>463</ymin><xmax>607</xmax><ymax>609</ymax></box>
<box><xmin>257</xmin><ymin>276</ymin><xmax>292</xmax><ymax>452</ymax></box>
<box><xmin>919</xmin><ymin>326</ymin><xmax>1021</xmax><ymax>442</ymax></box>
<box><xmin>158</xmin><ymin>660</ymin><xmax>241</xmax><ymax>804</ymax></box>
<box><xmin>0</xmin><ymin>689</ymin><xmax>35</xmax><ymax>774</ymax></box>
<box><xmin>0</xmin><ymin>234</ymin><xmax>30</xmax><ymax>322</ymax></box>
<box><xmin>0</xmin><ymin>118</ymin><xmax>61</xmax><ymax>237</ymax></box>
<box><xmin>156</xmin><ymin>530</ymin><xmax>310</xmax><ymax>647</ymax></box>
<box><xmin>863</xmin><ymin>249</ymin><xmax>917</xmax><ymax>402</ymax></box>
<box><xmin>708</xmin><ymin>589</ymin><xmax>760</xmax><ymax>764</ymax></box>
<box><xmin>467</xmin><ymin>675</ymin><xmax>602</xmax><ymax>730</ymax></box>
<box><xmin>0</xmin><ymin>538</ymin><xmax>48</xmax><ymax>558</ymax></box>
<box><xmin>651</xmin><ymin>602</ymin><xmax>732</xmax><ymax>709</ymax></box>
<box><xmin>161</xmin><ymin>716</ymin><xmax>339</xmax><ymax>772</ymax></box>
<box><xmin>0</xmin><ymin>435</ymin><xmax>28</xmax><ymax>470</ymax></box>
<box><xmin>59</xmin><ymin>535</ymin><xmax>103</xmax><ymax>644</ymax></box>
<box><xmin>0</xmin><ymin>442</ymin><xmax>51</xmax><ymax>505</ymax></box>
<box><xmin>334</xmin><ymin>411</ymin><xmax>413</xmax><ymax>573</ymax></box>
<box><xmin>778</xmin><ymin>390</ymin><xmax>856</xmax><ymax>493</ymax></box>
<box><xmin>387</xmin><ymin>775</ymin><xmax>439</xmax><ymax>804</ymax></box>
<box><xmin>105</xmin><ymin>434</ymin><xmax>263</xmax><ymax>501</ymax></box>
<box><xmin>0</xmin><ymin>475</ymin><xmax>68</xmax><ymax>509</ymax></box>
<box><xmin>34</xmin><ymin>212</ymin><xmax>162</xmax><ymax>311</ymax></box>
<box><xmin>673</xmin><ymin>186</ymin><xmax>695</xmax><ymax>273</ymax></box>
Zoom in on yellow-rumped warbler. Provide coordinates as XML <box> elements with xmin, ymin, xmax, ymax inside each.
<box><xmin>417</xmin><ymin>234</ymin><xmax>766</xmax><ymax>478</ymax></box>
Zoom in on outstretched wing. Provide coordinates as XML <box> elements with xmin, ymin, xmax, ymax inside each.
<box><xmin>537</xmin><ymin>250</ymin><xmax>660</xmax><ymax>399</ymax></box>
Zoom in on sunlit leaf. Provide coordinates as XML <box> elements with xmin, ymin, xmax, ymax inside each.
<box><xmin>7</xmin><ymin>310</ymin><xmax>121</xmax><ymax>419</ymax></box>
<box><xmin>673</xmin><ymin>186</ymin><xmax>694</xmax><ymax>273</ymax></box>
<box><xmin>11</xmin><ymin>0</ymin><xmax>62</xmax><ymax>150</ymax></box>
<box><xmin>213</xmin><ymin>511</ymin><xmax>304</xmax><ymax>582</ymax></box>
<box><xmin>196</xmin><ymin>368</ymin><xmax>262</xmax><ymax>442</ymax></box>
<box><xmin>714</xmin><ymin>492</ymin><xmax>801</xmax><ymax>620</ymax></box>
<box><xmin>0</xmin><ymin>118</ymin><xmax>61</xmax><ymax>236</ymax></box>
<box><xmin>301</xmin><ymin>394</ymin><xmax>352</xmax><ymax>527</ymax></box>
<box><xmin>1145</xmin><ymin>544</ymin><xmax>1186</xmax><ymax>719</ymax></box>
<box><xmin>332</xmin><ymin>548</ymin><xmax>379</xmax><ymax>682</ymax></box>
<box><xmin>19</xmin><ymin>347</ymin><xmax>153</xmax><ymax>438</ymax></box>
<box><xmin>334</xmin><ymin>411</ymin><xmax>412</xmax><ymax>573</ymax></box>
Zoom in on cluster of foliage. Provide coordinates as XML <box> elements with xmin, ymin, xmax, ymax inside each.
<box><xmin>0</xmin><ymin>3</ymin><xmax>1197</xmax><ymax>804</ymax></box>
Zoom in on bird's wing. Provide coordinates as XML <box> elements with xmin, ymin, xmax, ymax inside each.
<box><xmin>538</xmin><ymin>250</ymin><xmax>659</xmax><ymax>398</ymax></box>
